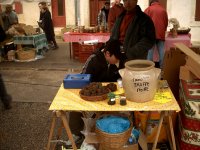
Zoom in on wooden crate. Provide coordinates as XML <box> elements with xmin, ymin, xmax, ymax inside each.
<box><xmin>72</xmin><ymin>42</ymin><xmax>80</xmax><ymax>59</ymax></box>
<box><xmin>79</xmin><ymin>52</ymin><xmax>93</xmax><ymax>63</ymax></box>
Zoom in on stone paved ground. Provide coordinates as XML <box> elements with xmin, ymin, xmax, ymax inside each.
<box><xmin>0</xmin><ymin>102</ymin><xmax>51</xmax><ymax>150</ymax></box>
<box><xmin>0</xmin><ymin>42</ymin><xmax>83</xmax><ymax>150</ymax></box>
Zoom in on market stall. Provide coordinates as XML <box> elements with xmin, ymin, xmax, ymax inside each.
<box><xmin>46</xmin><ymin>80</ymin><xmax>180</xmax><ymax>150</ymax></box>
<box><xmin>63</xmin><ymin>32</ymin><xmax>110</xmax><ymax>61</ymax></box>
<box><xmin>13</xmin><ymin>33</ymin><xmax>48</xmax><ymax>52</ymax></box>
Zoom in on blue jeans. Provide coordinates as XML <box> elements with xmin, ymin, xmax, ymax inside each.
<box><xmin>147</xmin><ymin>40</ymin><xmax>165</xmax><ymax>69</ymax></box>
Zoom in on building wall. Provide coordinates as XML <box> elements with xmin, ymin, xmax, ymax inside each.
<box><xmin>65</xmin><ymin>0</ymin><xmax>75</xmax><ymax>25</ymax></box>
<box><xmin>3</xmin><ymin>0</ymin><xmax>199</xmax><ymax>43</ymax></box>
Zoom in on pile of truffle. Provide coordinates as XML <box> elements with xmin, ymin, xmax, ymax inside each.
<box><xmin>106</xmin><ymin>83</ymin><xmax>117</xmax><ymax>92</ymax></box>
<box><xmin>80</xmin><ymin>82</ymin><xmax>117</xmax><ymax>96</ymax></box>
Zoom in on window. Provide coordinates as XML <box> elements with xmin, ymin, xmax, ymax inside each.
<box><xmin>195</xmin><ymin>0</ymin><xmax>200</xmax><ymax>21</ymax></box>
<box><xmin>15</xmin><ymin>2</ymin><xmax>23</xmax><ymax>14</ymax></box>
<box><xmin>57</xmin><ymin>0</ymin><xmax>64</xmax><ymax>16</ymax></box>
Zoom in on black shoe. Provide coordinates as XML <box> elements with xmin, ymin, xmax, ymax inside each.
<box><xmin>2</xmin><ymin>95</ymin><xmax>12</xmax><ymax>109</ymax></box>
<box><xmin>51</xmin><ymin>46</ymin><xmax>59</xmax><ymax>50</ymax></box>
<box><xmin>64</xmin><ymin>134</ymin><xmax>84</xmax><ymax>149</ymax></box>
<box><xmin>4</xmin><ymin>103</ymin><xmax>12</xmax><ymax>109</ymax></box>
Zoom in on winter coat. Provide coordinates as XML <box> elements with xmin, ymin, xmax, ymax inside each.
<box><xmin>81</xmin><ymin>48</ymin><xmax>120</xmax><ymax>82</ymax></box>
<box><xmin>145</xmin><ymin>2</ymin><xmax>168</xmax><ymax>40</ymax></box>
<box><xmin>1</xmin><ymin>11</ymin><xmax>18</xmax><ymax>31</ymax></box>
<box><xmin>110</xmin><ymin>5</ymin><xmax>156</xmax><ymax>65</ymax></box>
<box><xmin>39</xmin><ymin>10</ymin><xmax>55</xmax><ymax>41</ymax></box>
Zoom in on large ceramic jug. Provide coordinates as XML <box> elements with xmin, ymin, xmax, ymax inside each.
<box><xmin>119</xmin><ymin>60</ymin><xmax>161</xmax><ymax>103</ymax></box>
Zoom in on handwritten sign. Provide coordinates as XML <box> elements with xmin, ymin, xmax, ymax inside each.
<box><xmin>132</xmin><ymin>75</ymin><xmax>150</xmax><ymax>92</ymax></box>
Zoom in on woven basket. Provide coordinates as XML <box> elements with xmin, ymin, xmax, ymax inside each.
<box><xmin>17</xmin><ymin>48</ymin><xmax>36</xmax><ymax>60</ymax></box>
<box><xmin>95</xmin><ymin>115</ymin><xmax>132</xmax><ymax>149</ymax></box>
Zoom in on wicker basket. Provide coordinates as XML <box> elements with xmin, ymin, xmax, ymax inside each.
<box><xmin>95</xmin><ymin>115</ymin><xmax>132</xmax><ymax>149</ymax></box>
<box><xmin>17</xmin><ymin>48</ymin><xmax>36</xmax><ymax>60</ymax></box>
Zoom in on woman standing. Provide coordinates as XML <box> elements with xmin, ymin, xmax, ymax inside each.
<box><xmin>38</xmin><ymin>2</ymin><xmax>58</xmax><ymax>50</ymax></box>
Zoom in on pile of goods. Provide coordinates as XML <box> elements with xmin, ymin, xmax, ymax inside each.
<box><xmin>6</xmin><ymin>23</ymin><xmax>38</xmax><ymax>37</ymax></box>
<box><xmin>79</xmin><ymin>82</ymin><xmax>117</xmax><ymax>101</ymax></box>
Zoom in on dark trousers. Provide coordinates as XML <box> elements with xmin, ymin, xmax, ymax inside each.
<box><xmin>0</xmin><ymin>74</ymin><xmax>11</xmax><ymax>107</ymax></box>
<box><xmin>69</xmin><ymin>112</ymin><xmax>84</xmax><ymax>136</ymax></box>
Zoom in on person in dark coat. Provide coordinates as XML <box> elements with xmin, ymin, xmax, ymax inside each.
<box><xmin>82</xmin><ymin>39</ymin><xmax>122</xmax><ymax>82</ymax></box>
<box><xmin>97</xmin><ymin>2</ymin><xmax>110</xmax><ymax>31</ymax></box>
<box><xmin>110</xmin><ymin>0</ymin><xmax>156</xmax><ymax>68</ymax></box>
<box><xmin>38</xmin><ymin>2</ymin><xmax>58</xmax><ymax>50</ymax></box>
<box><xmin>0</xmin><ymin>74</ymin><xmax>12</xmax><ymax>109</ymax></box>
<box><xmin>1</xmin><ymin>4</ymin><xmax>18</xmax><ymax>31</ymax></box>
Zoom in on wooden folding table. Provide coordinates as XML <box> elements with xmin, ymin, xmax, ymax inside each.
<box><xmin>46</xmin><ymin>80</ymin><xmax>180</xmax><ymax>150</ymax></box>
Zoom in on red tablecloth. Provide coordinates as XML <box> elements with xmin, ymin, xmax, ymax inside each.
<box><xmin>64</xmin><ymin>32</ymin><xmax>191</xmax><ymax>62</ymax></box>
<box><xmin>153</xmin><ymin>34</ymin><xmax>191</xmax><ymax>61</ymax></box>
<box><xmin>63</xmin><ymin>32</ymin><xmax>110</xmax><ymax>43</ymax></box>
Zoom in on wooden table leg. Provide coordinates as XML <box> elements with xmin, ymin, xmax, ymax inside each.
<box><xmin>46</xmin><ymin>111</ymin><xmax>57</xmax><ymax>150</ymax></box>
<box><xmin>168</xmin><ymin>115</ymin><xmax>176</xmax><ymax>150</ymax></box>
<box><xmin>51</xmin><ymin>120</ymin><xmax>64</xmax><ymax>150</ymax></box>
<box><xmin>145</xmin><ymin>111</ymin><xmax>151</xmax><ymax>135</ymax></box>
<box><xmin>152</xmin><ymin>111</ymin><xmax>164</xmax><ymax>150</ymax></box>
<box><xmin>59</xmin><ymin>111</ymin><xmax>77</xmax><ymax>150</ymax></box>
<box><xmin>165</xmin><ymin>122</ymin><xmax>173</xmax><ymax>150</ymax></box>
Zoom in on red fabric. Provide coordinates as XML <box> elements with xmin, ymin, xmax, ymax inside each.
<box><xmin>119</xmin><ymin>11</ymin><xmax>135</xmax><ymax>43</ymax></box>
<box><xmin>63</xmin><ymin>32</ymin><xmax>110</xmax><ymax>43</ymax></box>
<box><xmin>178</xmin><ymin>131</ymin><xmax>200</xmax><ymax>150</ymax></box>
<box><xmin>181</xmin><ymin>79</ymin><xmax>200</xmax><ymax>100</ymax></box>
<box><xmin>179</xmin><ymin>111</ymin><xmax>200</xmax><ymax>131</ymax></box>
<box><xmin>144</xmin><ymin>2</ymin><xmax>168</xmax><ymax>40</ymax></box>
<box><xmin>108</xmin><ymin>4</ymin><xmax>124</xmax><ymax>31</ymax></box>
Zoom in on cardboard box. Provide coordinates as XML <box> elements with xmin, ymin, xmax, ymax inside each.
<box><xmin>179</xmin><ymin>66</ymin><xmax>197</xmax><ymax>80</ymax></box>
<box><xmin>163</xmin><ymin>47</ymin><xmax>186</xmax><ymax>100</ymax></box>
<box><xmin>174</xmin><ymin>43</ymin><xmax>200</xmax><ymax>79</ymax></box>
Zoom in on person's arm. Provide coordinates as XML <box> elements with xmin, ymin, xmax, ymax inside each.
<box><xmin>126</xmin><ymin>16</ymin><xmax>156</xmax><ymax>60</ymax></box>
<box><xmin>164</xmin><ymin>11</ymin><xmax>168</xmax><ymax>30</ymax></box>
<box><xmin>108</xmin><ymin>64</ymin><xmax>121</xmax><ymax>81</ymax></box>
<box><xmin>14</xmin><ymin>12</ymin><xmax>18</xmax><ymax>24</ymax></box>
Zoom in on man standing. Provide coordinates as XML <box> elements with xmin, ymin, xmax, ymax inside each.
<box><xmin>108</xmin><ymin>0</ymin><xmax>124</xmax><ymax>32</ymax></box>
<box><xmin>97</xmin><ymin>2</ymin><xmax>110</xmax><ymax>31</ymax></box>
<box><xmin>145</xmin><ymin>0</ymin><xmax>168</xmax><ymax>69</ymax></box>
<box><xmin>38</xmin><ymin>2</ymin><xmax>58</xmax><ymax>50</ymax></box>
<box><xmin>110</xmin><ymin>0</ymin><xmax>156</xmax><ymax>68</ymax></box>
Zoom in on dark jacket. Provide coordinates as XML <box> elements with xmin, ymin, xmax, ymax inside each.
<box><xmin>40</xmin><ymin>10</ymin><xmax>55</xmax><ymax>41</ymax></box>
<box><xmin>0</xmin><ymin>25</ymin><xmax>6</xmax><ymax>42</ymax></box>
<box><xmin>110</xmin><ymin>5</ymin><xmax>156</xmax><ymax>64</ymax></box>
<box><xmin>81</xmin><ymin>48</ymin><xmax>120</xmax><ymax>82</ymax></box>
